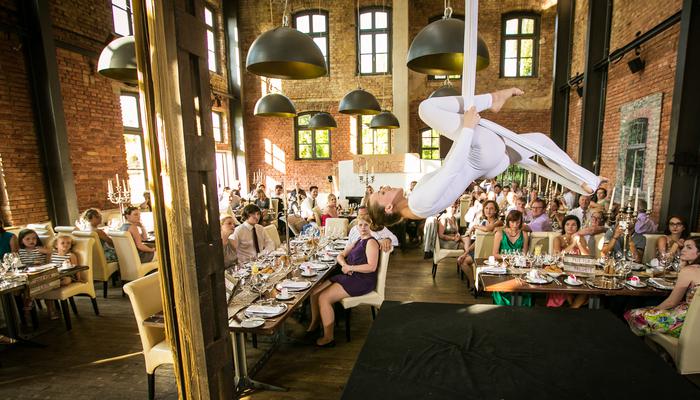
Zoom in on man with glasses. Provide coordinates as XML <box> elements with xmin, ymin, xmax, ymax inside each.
<box><xmin>578</xmin><ymin>210</ymin><xmax>609</xmax><ymax>252</ymax></box>
<box><xmin>525</xmin><ymin>198</ymin><xmax>551</xmax><ymax>232</ymax></box>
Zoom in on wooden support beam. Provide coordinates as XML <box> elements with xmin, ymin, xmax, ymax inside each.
<box><xmin>550</xmin><ymin>0</ymin><xmax>575</xmax><ymax>149</ymax></box>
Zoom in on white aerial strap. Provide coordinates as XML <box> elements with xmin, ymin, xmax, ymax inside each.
<box><xmin>461</xmin><ymin>0</ymin><xmax>478</xmax><ymax>108</ymax></box>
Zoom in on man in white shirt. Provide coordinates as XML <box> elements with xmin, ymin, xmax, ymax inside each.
<box><xmin>562</xmin><ymin>188</ymin><xmax>577</xmax><ymax>211</ymax></box>
<box><xmin>348</xmin><ymin>206</ymin><xmax>398</xmax><ymax>252</ymax></box>
<box><xmin>567</xmin><ymin>195</ymin><xmax>592</xmax><ymax>228</ymax></box>
<box><xmin>229</xmin><ymin>204</ymin><xmax>274</xmax><ymax>264</ymax></box>
<box><xmin>300</xmin><ymin>185</ymin><xmax>319</xmax><ymax>221</ymax></box>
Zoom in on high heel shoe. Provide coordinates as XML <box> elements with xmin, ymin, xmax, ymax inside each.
<box><xmin>315</xmin><ymin>339</ymin><xmax>336</xmax><ymax>348</ymax></box>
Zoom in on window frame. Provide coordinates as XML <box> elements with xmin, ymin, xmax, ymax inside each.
<box><xmin>624</xmin><ymin>118</ymin><xmax>648</xmax><ymax>190</ymax></box>
<box><xmin>111</xmin><ymin>0</ymin><xmax>134</xmax><ymax>37</ymax></box>
<box><xmin>119</xmin><ymin>92</ymin><xmax>148</xmax><ymax>204</ymax></box>
<box><xmin>204</xmin><ymin>5</ymin><xmax>220</xmax><ymax>74</ymax></box>
<box><xmin>500</xmin><ymin>11</ymin><xmax>540</xmax><ymax>78</ymax></box>
<box><xmin>294</xmin><ymin>112</ymin><xmax>332</xmax><ymax>160</ymax></box>
<box><xmin>357</xmin><ymin>7</ymin><xmax>392</xmax><ymax>76</ymax></box>
<box><xmin>357</xmin><ymin>115</ymin><xmax>391</xmax><ymax>155</ymax></box>
<box><xmin>419</xmin><ymin>127</ymin><xmax>440</xmax><ymax>160</ymax></box>
<box><xmin>212</xmin><ymin>110</ymin><xmax>225</xmax><ymax>143</ymax></box>
<box><xmin>292</xmin><ymin>9</ymin><xmax>331</xmax><ymax>75</ymax></box>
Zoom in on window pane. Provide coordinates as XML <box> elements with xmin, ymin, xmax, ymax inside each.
<box><xmin>433</xmin><ymin>74</ymin><xmax>446</xmax><ymax>80</ymax></box>
<box><xmin>360</xmin><ymin>54</ymin><xmax>373</xmax><ymax>73</ymax></box>
<box><xmin>127</xmin><ymin>169</ymin><xmax>146</xmax><ymax>204</ymax></box>
<box><xmin>298</xmin><ymin>130</ymin><xmax>313</xmax><ymax>144</ymax></box>
<box><xmin>376</xmin><ymin>53</ymin><xmax>388</xmax><ymax>73</ymax></box>
<box><xmin>204</xmin><ymin>8</ymin><xmax>213</xmax><ymax>27</ymax></box>
<box><xmin>124</xmin><ymin>134</ymin><xmax>144</xmax><ymax>169</ymax></box>
<box><xmin>299</xmin><ymin>145</ymin><xmax>313</xmax><ymax>159</ymax></box>
<box><xmin>376</xmin><ymin>33</ymin><xmax>388</xmax><ymax>53</ymax></box>
<box><xmin>360</xmin><ymin>34</ymin><xmax>373</xmax><ymax>53</ymax></box>
<box><xmin>362</xmin><ymin>115</ymin><xmax>373</xmax><ymax>125</ymax></box>
<box><xmin>316</xmin><ymin>130</ymin><xmax>329</xmax><ymax>143</ymax></box>
<box><xmin>375</xmin><ymin>12</ymin><xmax>388</xmax><ymax>29</ymax></box>
<box><xmin>316</xmin><ymin>144</ymin><xmax>330</xmax><ymax>158</ymax></box>
<box><xmin>360</xmin><ymin>12</ymin><xmax>372</xmax><ymax>29</ymax></box>
<box><xmin>505</xmin><ymin>18</ymin><xmax>519</xmax><ymax>35</ymax></box>
<box><xmin>520</xmin><ymin>39</ymin><xmax>533</xmax><ymax>58</ymax></box>
<box><xmin>422</xmin><ymin>137</ymin><xmax>431</xmax><ymax>147</ymax></box>
<box><xmin>375</xmin><ymin>129</ymin><xmax>388</xmax><ymax>142</ymax></box>
<box><xmin>120</xmin><ymin>95</ymin><xmax>139</xmax><ymax>128</ymax></box>
<box><xmin>375</xmin><ymin>142</ymin><xmax>389</xmax><ymax>154</ymax></box>
<box><xmin>113</xmin><ymin>0</ymin><xmax>127</xmax><ymax>8</ymax></box>
<box><xmin>521</xmin><ymin>18</ymin><xmax>534</xmax><ymax>34</ymax></box>
<box><xmin>362</xmin><ymin>143</ymin><xmax>374</xmax><ymax>154</ymax></box>
<box><xmin>505</xmin><ymin>39</ymin><xmax>518</xmax><ymax>58</ymax></box>
<box><xmin>207</xmin><ymin>31</ymin><xmax>215</xmax><ymax>52</ymax></box>
<box><xmin>431</xmin><ymin>150</ymin><xmax>440</xmax><ymax>159</ymax></box>
<box><xmin>212</xmin><ymin>112</ymin><xmax>222</xmax><ymax>142</ymax></box>
<box><xmin>312</xmin><ymin>14</ymin><xmax>326</xmax><ymax>32</ymax></box>
<box><xmin>113</xmin><ymin>8</ymin><xmax>131</xmax><ymax>36</ymax></box>
<box><xmin>296</xmin><ymin>15</ymin><xmax>310</xmax><ymax>33</ymax></box>
<box><xmin>519</xmin><ymin>57</ymin><xmax>533</xmax><ymax>76</ymax></box>
<box><xmin>504</xmin><ymin>58</ymin><xmax>517</xmax><ymax>77</ymax></box>
<box><xmin>431</xmin><ymin>138</ymin><xmax>440</xmax><ymax>148</ymax></box>
<box><xmin>297</xmin><ymin>114</ymin><xmax>311</xmax><ymax>126</ymax></box>
<box><xmin>313</xmin><ymin>37</ymin><xmax>327</xmax><ymax>57</ymax></box>
<box><xmin>421</xmin><ymin>150</ymin><xmax>430</xmax><ymax>159</ymax></box>
<box><xmin>208</xmin><ymin>50</ymin><xmax>217</xmax><ymax>71</ymax></box>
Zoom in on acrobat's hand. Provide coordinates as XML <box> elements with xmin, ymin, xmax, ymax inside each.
<box><xmin>463</xmin><ymin>106</ymin><xmax>480</xmax><ymax>129</ymax></box>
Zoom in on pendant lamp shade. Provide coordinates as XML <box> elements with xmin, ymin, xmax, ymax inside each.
<box><xmin>407</xmin><ymin>18</ymin><xmax>489</xmax><ymax>75</ymax></box>
<box><xmin>369</xmin><ymin>111</ymin><xmax>400</xmax><ymax>129</ymax></box>
<box><xmin>246</xmin><ymin>26</ymin><xmax>327</xmax><ymax>79</ymax></box>
<box><xmin>338</xmin><ymin>89</ymin><xmax>381</xmax><ymax>115</ymax></box>
<box><xmin>254</xmin><ymin>93</ymin><xmax>297</xmax><ymax>118</ymax></box>
<box><xmin>97</xmin><ymin>36</ymin><xmax>137</xmax><ymax>83</ymax></box>
<box><xmin>308</xmin><ymin>112</ymin><xmax>337</xmax><ymax>129</ymax></box>
<box><xmin>429</xmin><ymin>85</ymin><xmax>460</xmax><ymax>98</ymax></box>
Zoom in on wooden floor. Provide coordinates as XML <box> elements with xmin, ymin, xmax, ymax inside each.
<box><xmin>0</xmin><ymin>247</ymin><xmax>696</xmax><ymax>399</ymax></box>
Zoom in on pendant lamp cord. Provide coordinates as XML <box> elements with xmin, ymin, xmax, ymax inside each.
<box><xmin>356</xmin><ymin>0</ymin><xmax>361</xmax><ymax>89</ymax></box>
<box><xmin>269</xmin><ymin>0</ymin><xmax>273</xmax><ymax>25</ymax></box>
<box><xmin>282</xmin><ymin>0</ymin><xmax>289</xmax><ymax>27</ymax></box>
<box><xmin>443</xmin><ymin>0</ymin><xmax>452</xmax><ymax>19</ymax></box>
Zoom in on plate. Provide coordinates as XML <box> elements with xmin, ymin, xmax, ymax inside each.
<box><xmin>276</xmin><ymin>280</ymin><xmax>312</xmax><ymax>291</ymax></box>
<box><xmin>240</xmin><ymin>318</ymin><xmax>265</xmax><ymax>328</ymax></box>
<box><xmin>523</xmin><ymin>274</ymin><xmax>553</xmax><ymax>284</ymax></box>
<box><xmin>564</xmin><ymin>278</ymin><xmax>583</xmax><ymax>286</ymax></box>
<box><xmin>545</xmin><ymin>271</ymin><xmax>563</xmax><ymax>278</ymax></box>
<box><xmin>625</xmin><ymin>278</ymin><xmax>647</xmax><ymax>288</ymax></box>
<box><xmin>244</xmin><ymin>303</ymin><xmax>288</xmax><ymax>318</ymax></box>
<box><xmin>301</xmin><ymin>271</ymin><xmax>317</xmax><ymax>277</ymax></box>
<box><xmin>648</xmin><ymin>278</ymin><xmax>674</xmax><ymax>290</ymax></box>
<box><xmin>275</xmin><ymin>293</ymin><xmax>295</xmax><ymax>301</ymax></box>
<box><xmin>629</xmin><ymin>262</ymin><xmax>646</xmax><ymax>271</ymax></box>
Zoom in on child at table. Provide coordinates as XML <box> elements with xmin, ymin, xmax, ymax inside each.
<box><xmin>51</xmin><ymin>234</ymin><xmax>83</xmax><ymax>285</ymax></box>
<box><xmin>17</xmin><ymin>229</ymin><xmax>50</xmax><ymax>266</ymax></box>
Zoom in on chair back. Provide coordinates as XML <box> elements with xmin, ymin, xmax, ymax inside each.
<box><xmin>591</xmin><ymin>233</ymin><xmax>606</xmax><ymax>258</ymax></box>
<box><xmin>474</xmin><ymin>231</ymin><xmax>496</xmax><ymax>259</ymax></box>
<box><xmin>123</xmin><ymin>272</ymin><xmax>165</xmax><ymax>355</ymax></box>
<box><xmin>71</xmin><ymin>236</ymin><xmax>95</xmax><ymax>286</ymax></box>
<box><xmin>73</xmin><ymin>230</ymin><xmax>115</xmax><ymax>281</ymax></box>
<box><xmin>324</xmin><ymin>218</ymin><xmax>349</xmax><ymax>238</ymax></box>
<box><xmin>642</xmin><ymin>234</ymin><xmax>663</xmax><ymax>263</ymax></box>
<box><xmin>5</xmin><ymin>226</ymin><xmax>22</xmax><ymax>237</ymax></box>
<box><xmin>678</xmin><ymin>294</ymin><xmax>700</xmax><ymax>374</ymax></box>
<box><xmin>375</xmin><ymin>250</ymin><xmax>391</xmax><ymax>300</ymax></box>
<box><xmin>101</xmin><ymin>209</ymin><xmax>122</xmax><ymax>228</ymax></box>
<box><xmin>270</xmin><ymin>198</ymin><xmax>279</xmax><ymax>215</ymax></box>
<box><xmin>263</xmin><ymin>225</ymin><xmax>281</xmax><ymax>249</ymax></box>
<box><xmin>528</xmin><ymin>232</ymin><xmax>551</xmax><ymax>255</ymax></box>
<box><xmin>54</xmin><ymin>226</ymin><xmax>77</xmax><ymax>234</ymax></box>
<box><xmin>109</xmin><ymin>230</ymin><xmax>144</xmax><ymax>281</ymax></box>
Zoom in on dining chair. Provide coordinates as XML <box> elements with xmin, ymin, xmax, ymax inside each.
<box><xmin>470</xmin><ymin>231</ymin><xmax>497</xmax><ymax>287</ymax></box>
<box><xmin>123</xmin><ymin>272</ymin><xmax>173</xmax><ymax>399</ymax></box>
<box><xmin>648</xmin><ymin>296</ymin><xmax>700</xmax><ymax>374</ymax></box>
<box><xmin>37</xmin><ymin>236</ymin><xmax>98</xmax><ymax>331</ymax></box>
<box><xmin>340</xmin><ymin>250</ymin><xmax>390</xmax><ymax>342</ymax></box>
<box><xmin>270</xmin><ymin>198</ymin><xmax>279</xmax><ymax>228</ymax></box>
<box><xmin>324</xmin><ymin>218</ymin><xmax>349</xmax><ymax>238</ymax></box>
<box><xmin>108</xmin><ymin>231</ymin><xmax>159</xmax><ymax>285</ymax></box>
<box><xmin>642</xmin><ymin>234</ymin><xmax>664</xmax><ymax>264</ymax></box>
<box><xmin>591</xmin><ymin>233</ymin><xmax>606</xmax><ymax>258</ymax></box>
<box><xmin>54</xmin><ymin>225</ymin><xmax>77</xmax><ymax>234</ymax></box>
<box><xmin>431</xmin><ymin>232</ymin><xmax>463</xmax><ymax>280</ymax></box>
<box><xmin>263</xmin><ymin>224</ymin><xmax>281</xmax><ymax>249</ymax></box>
<box><xmin>73</xmin><ymin>230</ymin><xmax>120</xmax><ymax>298</ymax></box>
<box><xmin>528</xmin><ymin>231</ymin><xmax>552</xmax><ymax>255</ymax></box>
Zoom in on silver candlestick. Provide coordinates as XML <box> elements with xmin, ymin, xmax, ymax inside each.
<box><xmin>107</xmin><ymin>174</ymin><xmax>131</xmax><ymax>222</ymax></box>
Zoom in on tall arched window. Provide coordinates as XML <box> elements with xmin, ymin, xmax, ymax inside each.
<box><xmin>295</xmin><ymin>112</ymin><xmax>331</xmax><ymax>160</ymax></box>
<box><xmin>501</xmin><ymin>12</ymin><xmax>540</xmax><ymax>78</ymax></box>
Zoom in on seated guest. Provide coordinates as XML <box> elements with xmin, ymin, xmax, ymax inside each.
<box><xmin>321</xmin><ymin>193</ymin><xmax>339</xmax><ymax>226</ymax></box>
<box><xmin>306</xmin><ymin>214</ymin><xmax>380</xmax><ymax>347</ymax></box>
<box><xmin>18</xmin><ymin>229</ymin><xmax>50</xmax><ymax>266</ymax></box>
<box><xmin>656</xmin><ymin>215</ymin><xmax>689</xmax><ymax>259</ymax></box>
<box><xmin>360</xmin><ymin>185</ymin><xmax>374</xmax><ymax>208</ymax></box>
<box><xmin>139</xmin><ymin>191</ymin><xmax>152</xmax><ymax>212</ymax></box>
<box><xmin>578</xmin><ymin>210</ymin><xmax>608</xmax><ymax>252</ymax></box>
<box><xmin>562</xmin><ymin>188</ymin><xmax>577</xmax><ymax>211</ymax></box>
<box><xmin>229</xmin><ymin>204</ymin><xmax>274</xmax><ymax>264</ymax></box>
<box><xmin>510</xmin><ymin>181</ymin><xmax>520</xmax><ymax>196</ymax></box>
<box><xmin>81</xmin><ymin>208</ymin><xmax>118</xmax><ymax>263</ymax></box>
<box><xmin>438</xmin><ymin>202</ymin><xmax>468</xmax><ymax>259</ymax></box>
<box><xmin>601</xmin><ymin>220</ymin><xmax>645</xmax><ymax>262</ymax></box>
<box><xmin>290</xmin><ymin>189</ymin><xmax>306</xmax><ymax>216</ymax></box>
<box><xmin>525</xmin><ymin>198</ymin><xmax>551</xmax><ymax>232</ymax></box>
<box><xmin>593</xmin><ymin>187</ymin><xmax>609</xmax><ymax>211</ymax></box>
<box><xmin>507</xmin><ymin>196</ymin><xmax>527</xmax><ymax>217</ymax></box>
<box><xmin>121</xmin><ymin>206</ymin><xmax>156</xmax><ymax>262</ymax></box>
<box><xmin>492</xmin><ymin>210</ymin><xmax>530</xmax><ymax>306</ymax></box>
<box><xmin>254</xmin><ymin>188</ymin><xmax>274</xmax><ymax>225</ymax></box>
<box><xmin>348</xmin><ymin>206</ymin><xmax>398</xmax><ymax>252</ymax></box>
<box><xmin>464</xmin><ymin>191</ymin><xmax>486</xmax><ymax>227</ymax></box>
<box><xmin>550</xmin><ymin>215</ymin><xmax>589</xmax><ymax>308</ymax></box>
<box><xmin>625</xmin><ymin>237</ymin><xmax>700</xmax><ymax>338</ymax></box>
<box><xmin>461</xmin><ymin>200</ymin><xmax>503</xmax><ymax>271</ymax></box>
<box><xmin>301</xmin><ymin>186</ymin><xmax>320</xmax><ymax>222</ymax></box>
<box><xmin>229</xmin><ymin>189</ymin><xmax>242</xmax><ymax>211</ymax></box>
<box><xmin>497</xmin><ymin>185</ymin><xmax>510</xmax><ymax>209</ymax></box>
<box><xmin>0</xmin><ymin>217</ymin><xmax>19</xmax><ymax>259</ymax></box>
<box><xmin>548</xmin><ymin>198</ymin><xmax>564</xmax><ymax>231</ymax></box>
<box><xmin>220</xmin><ymin>216</ymin><xmax>237</xmax><ymax>268</ymax></box>
<box><xmin>491</xmin><ymin>184</ymin><xmax>503</xmax><ymax>203</ymax></box>
<box><xmin>567</xmin><ymin>195</ymin><xmax>592</xmax><ymax>228</ymax></box>
<box><xmin>634</xmin><ymin>200</ymin><xmax>658</xmax><ymax>234</ymax></box>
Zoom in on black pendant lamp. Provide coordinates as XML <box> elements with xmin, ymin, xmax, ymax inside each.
<box><xmin>407</xmin><ymin>16</ymin><xmax>490</xmax><ymax>75</ymax></box>
<box><xmin>429</xmin><ymin>85</ymin><xmax>460</xmax><ymax>98</ymax></box>
<box><xmin>97</xmin><ymin>36</ymin><xmax>137</xmax><ymax>83</ymax></box>
<box><xmin>308</xmin><ymin>112</ymin><xmax>337</xmax><ymax>129</ymax></box>
<box><xmin>338</xmin><ymin>89</ymin><xmax>381</xmax><ymax>115</ymax></box>
<box><xmin>254</xmin><ymin>93</ymin><xmax>297</xmax><ymax>118</ymax></box>
<box><xmin>246</xmin><ymin>6</ymin><xmax>327</xmax><ymax>80</ymax></box>
<box><xmin>370</xmin><ymin>111</ymin><xmax>400</xmax><ymax>129</ymax></box>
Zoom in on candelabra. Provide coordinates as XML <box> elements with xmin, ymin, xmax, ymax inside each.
<box><xmin>107</xmin><ymin>174</ymin><xmax>131</xmax><ymax>222</ymax></box>
<box><xmin>358</xmin><ymin>169</ymin><xmax>375</xmax><ymax>184</ymax></box>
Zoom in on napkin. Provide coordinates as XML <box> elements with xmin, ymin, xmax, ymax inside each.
<box><xmin>246</xmin><ymin>305</ymin><xmax>284</xmax><ymax>315</ymax></box>
<box><xmin>648</xmin><ymin>258</ymin><xmax>659</xmax><ymax>267</ymax></box>
<box><xmin>481</xmin><ymin>266</ymin><xmax>506</xmax><ymax>274</ymax></box>
<box><xmin>278</xmin><ymin>280</ymin><xmax>310</xmax><ymax>289</ymax></box>
<box><xmin>301</xmin><ymin>262</ymin><xmax>328</xmax><ymax>270</ymax></box>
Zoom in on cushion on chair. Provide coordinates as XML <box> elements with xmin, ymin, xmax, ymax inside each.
<box><xmin>341</xmin><ymin>291</ymin><xmax>382</xmax><ymax>309</ymax></box>
<box><xmin>649</xmin><ymin>333</ymin><xmax>679</xmax><ymax>362</ymax></box>
<box><xmin>642</xmin><ymin>234</ymin><xmax>664</xmax><ymax>264</ymax></box>
<box><xmin>146</xmin><ymin>339</ymin><xmax>174</xmax><ymax>374</ymax></box>
<box><xmin>263</xmin><ymin>224</ymin><xmax>281</xmax><ymax>249</ymax></box>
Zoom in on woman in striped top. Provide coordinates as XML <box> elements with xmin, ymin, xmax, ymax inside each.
<box><xmin>17</xmin><ymin>229</ymin><xmax>50</xmax><ymax>266</ymax></box>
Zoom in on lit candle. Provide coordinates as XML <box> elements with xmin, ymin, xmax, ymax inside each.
<box><xmin>646</xmin><ymin>186</ymin><xmax>651</xmax><ymax>211</ymax></box>
<box><xmin>634</xmin><ymin>188</ymin><xmax>639</xmax><ymax>213</ymax></box>
<box><xmin>545</xmin><ymin>179</ymin><xmax>551</xmax><ymax>195</ymax></box>
<box><xmin>123</xmin><ymin>179</ymin><xmax>127</xmax><ymax>190</ymax></box>
<box><xmin>608</xmin><ymin>186</ymin><xmax>616</xmax><ymax>212</ymax></box>
<box><xmin>108</xmin><ymin>179</ymin><xmax>113</xmax><ymax>194</ymax></box>
<box><xmin>629</xmin><ymin>153</ymin><xmax>637</xmax><ymax>191</ymax></box>
<box><xmin>620</xmin><ymin>186</ymin><xmax>626</xmax><ymax>208</ymax></box>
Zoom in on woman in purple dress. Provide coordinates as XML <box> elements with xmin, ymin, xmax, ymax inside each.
<box><xmin>306</xmin><ymin>214</ymin><xmax>380</xmax><ymax>347</ymax></box>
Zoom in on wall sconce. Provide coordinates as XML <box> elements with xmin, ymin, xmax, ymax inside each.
<box><xmin>627</xmin><ymin>46</ymin><xmax>645</xmax><ymax>74</ymax></box>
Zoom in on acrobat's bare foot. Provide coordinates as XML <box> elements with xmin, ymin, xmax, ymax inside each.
<box><xmin>597</xmin><ymin>176</ymin><xmax>609</xmax><ymax>187</ymax></box>
<box><xmin>491</xmin><ymin>87</ymin><xmax>525</xmax><ymax>113</ymax></box>
<box><xmin>581</xmin><ymin>181</ymin><xmax>595</xmax><ymax>196</ymax></box>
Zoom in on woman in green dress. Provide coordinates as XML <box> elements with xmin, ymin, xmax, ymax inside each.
<box><xmin>491</xmin><ymin>210</ymin><xmax>530</xmax><ymax>306</ymax></box>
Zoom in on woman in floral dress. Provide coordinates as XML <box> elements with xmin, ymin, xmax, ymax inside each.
<box><xmin>625</xmin><ymin>237</ymin><xmax>700</xmax><ymax>337</ymax></box>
